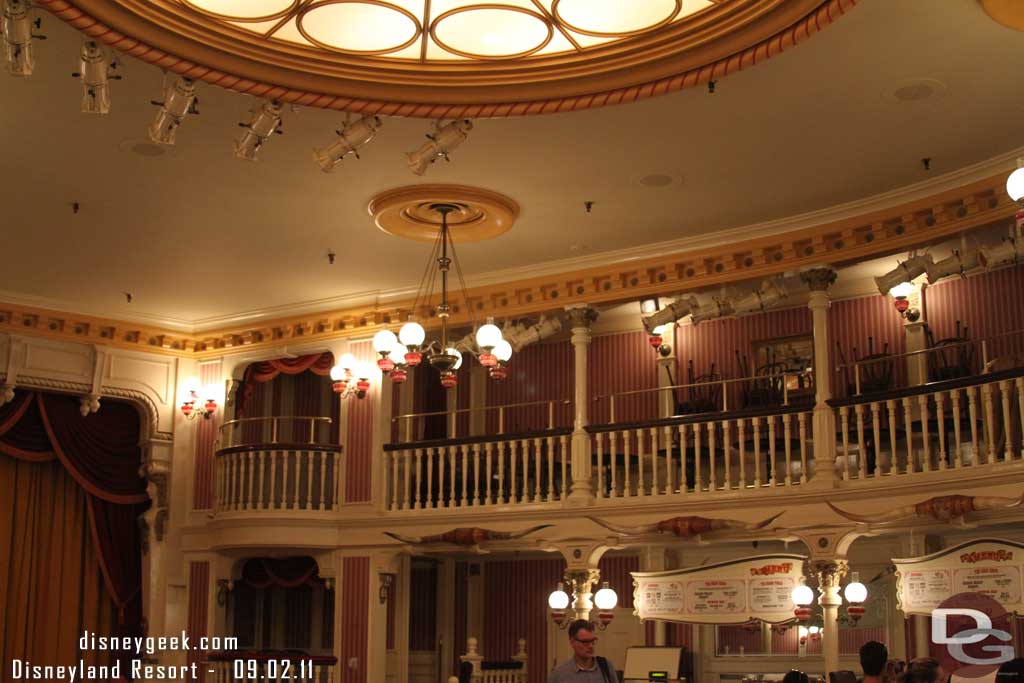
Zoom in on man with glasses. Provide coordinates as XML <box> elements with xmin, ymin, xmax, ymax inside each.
<box><xmin>548</xmin><ymin>619</ymin><xmax>619</xmax><ymax>683</ymax></box>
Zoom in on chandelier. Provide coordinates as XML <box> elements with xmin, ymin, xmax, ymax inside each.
<box><xmin>371</xmin><ymin>203</ymin><xmax>511</xmax><ymax>389</ymax></box>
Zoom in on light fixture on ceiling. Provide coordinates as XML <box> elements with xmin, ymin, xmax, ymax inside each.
<box><xmin>1007</xmin><ymin>158</ymin><xmax>1024</xmax><ymax>204</ymax></box>
<box><xmin>72</xmin><ymin>40</ymin><xmax>119</xmax><ymax>114</ymax></box>
<box><xmin>179</xmin><ymin>376</ymin><xmax>219</xmax><ymax>420</ymax></box>
<box><xmin>148</xmin><ymin>76</ymin><xmax>198</xmax><ymax>145</ymax></box>
<box><xmin>313</xmin><ymin>114</ymin><xmax>383</xmax><ymax>172</ymax></box>
<box><xmin>2</xmin><ymin>0</ymin><xmax>42</xmax><ymax>76</ymax></box>
<box><xmin>329</xmin><ymin>353</ymin><xmax>372</xmax><ymax>399</ymax></box>
<box><xmin>407</xmin><ymin>119</ymin><xmax>473</xmax><ymax>175</ymax></box>
<box><xmin>235</xmin><ymin>100</ymin><xmax>284</xmax><ymax>160</ymax></box>
<box><xmin>375</xmin><ymin>203</ymin><xmax>510</xmax><ymax>388</ymax></box>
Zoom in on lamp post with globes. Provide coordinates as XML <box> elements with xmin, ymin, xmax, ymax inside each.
<box><xmin>548</xmin><ymin>577</ymin><xmax>618</xmax><ymax>630</ymax></box>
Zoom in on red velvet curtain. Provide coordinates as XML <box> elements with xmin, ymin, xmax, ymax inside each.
<box><xmin>0</xmin><ymin>390</ymin><xmax>146</xmax><ymax>635</ymax></box>
<box><xmin>240</xmin><ymin>557</ymin><xmax>321</xmax><ymax>589</ymax></box>
<box><xmin>236</xmin><ymin>353</ymin><xmax>334</xmax><ymax>417</ymax></box>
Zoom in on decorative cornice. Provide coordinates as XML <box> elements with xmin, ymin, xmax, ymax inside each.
<box><xmin>0</xmin><ymin>170</ymin><xmax>1017</xmax><ymax>358</ymax></box>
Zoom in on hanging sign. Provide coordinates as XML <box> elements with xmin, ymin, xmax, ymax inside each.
<box><xmin>632</xmin><ymin>554</ymin><xmax>806</xmax><ymax>624</ymax></box>
<box><xmin>894</xmin><ymin>539</ymin><xmax>1024</xmax><ymax>615</ymax></box>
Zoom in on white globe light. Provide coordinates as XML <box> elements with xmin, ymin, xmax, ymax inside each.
<box><xmin>202</xmin><ymin>383</ymin><xmax>223</xmax><ymax>402</ymax></box>
<box><xmin>373</xmin><ymin>329</ymin><xmax>398</xmax><ymax>353</ymax></box>
<box><xmin>808</xmin><ymin>625</ymin><xmax>820</xmax><ymax>635</ymax></box>
<box><xmin>390</xmin><ymin>341</ymin><xmax>408</xmax><ymax>359</ymax></box>
<box><xmin>330</xmin><ymin>364</ymin><xmax>347</xmax><ymax>381</ymax></box>
<box><xmin>181</xmin><ymin>376</ymin><xmax>202</xmax><ymax>397</ymax></box>
<box><xmin>791</xmin><ymin>584</ymin><xmax>813</xmax><ymax>606</ymax></box>
<box><xmin>594</xmin><ymin>583</ymin><xmax>618</xmax><ymax>610</ymax></box>
<box><xmin>493</xmin><ymin>339</ymin><xmax>513</xmax><ymax>363</ymax></box>
<box><xmin>548</xmin><ymin>588</ymin><xmax>570</xmax><ymax>610</ymax></box>
<box><xmin>446</xmin><ymin>347</ymin><xmax>463</xmax><ymax>370</ymax></box>
<box><xmin>475</xmin><ymin>322</ymin><xmax>503</xmax><ymax>350</ymax></box>
<box><xmin>1007</xmin><ymin>164</ymin><xmax>1024</xmax><ymax>202</ymax></box>
<box><xmin>652</xmin><ymin>323</ymin><xmax>670</xmax><ymax>336</ymax></box>
<box><xmin>338</xmin><ymin>352</ymin><xmax>357</xmax><ymax>370</ymax></box>
<box><xmin>889</xmin><ymin>281</ymin><xmax>915</xmax><ymax>299</ymax></box>
<box><xmin>844</xmin><ymin>572</ymin><xmax>867</xmax><ymax>604</ymax></box>
<box><xmin>399</xmin><ymin>321</ymin><xmax>425</xmax><ymax>347</ymax></box>
<box><xmin>356</xmin><ymin>361</ymin><xmax>374</xmax><ymax>380</ymax></box>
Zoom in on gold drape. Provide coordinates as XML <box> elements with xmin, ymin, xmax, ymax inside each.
<box><xmin>0</xmin><ymin>454</ymin><xmax>116</xmax><ymax>673</ymax></box>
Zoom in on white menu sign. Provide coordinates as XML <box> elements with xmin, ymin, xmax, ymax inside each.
<box><xmin>894</xmin><ymin>539</ymin><xmax>1024</xmax><ymax>615</ymax></box>
<box><xmin>633</xmin><ymin>554</ymin><xmax>806</xmax><ymax>624</ymax></box>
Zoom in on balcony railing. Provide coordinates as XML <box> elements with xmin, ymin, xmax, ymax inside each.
<box><xmin>383</xmin><ymin>428</ymin><xmax>571</xmax><ymax>511</ymax></box>
<box><xmin>215</xmin><ymin>444</ymin><xmax>341</xmax><ymax>512</ymax></box>
<box><xmin>392</xmin><ymin>398</ymin><xmax>572</xmax><ymax>442</ymax></box>
<box><xmin>219</xmin><ymin>415</ymin><xmax>334</xmax><ymax>449</ymax></box>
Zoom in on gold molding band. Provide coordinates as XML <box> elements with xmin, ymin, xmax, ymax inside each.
<box><xmin>0</xmin><ymin>173</ymin><xmax>1015</xmax><ymax>359</ymax></box>
<box><xmin>40</xmin><ymin>0</ymin><xmax>858</xmax><ymax>118</ymax></box>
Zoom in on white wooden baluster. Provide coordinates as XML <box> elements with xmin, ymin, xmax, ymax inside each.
<box><xmin>520</xmin><ymin>439</ymin><xmax>529</xmax><ymax>503</ymax></box>
<box><xmin>738</xmin><ymin>419</ymin><xmax>747</xmax><ymax>488</ymax></box>
<box><xmin>951</xmin><ymin>390</ymin><xmax>963</xmax><ymax>469</ymax></box>
<box><xmin>559</xmin><ymin>434</ymin><xmax>569</xmax><ymax>500</ymax></box>
<box><xmin>798</xmin><ymin>412</ymin><xmax>808</xmax><ymax>484</ymax></box>
<box><xmin>918</xmin><ymin>394</ymin><xmax>931</xmax><ymax>472</ymax></box>
<box><xmin>854</xmin><ymin>404</ymin><xmax>866</xmax><ymax>479</ymax></box>
<box><xmin>709</xmin><ymin>421</ymin><xmax>718</xmax><ymax>491</ymax></box>
<box><xmin>485</xmin><ymin>441</ymin><xmax>494</xmax><ymax>505</ymax></box>
<box><xmin>596</xmin><ymin>432</ymin><xmax>605</xmax><ymax>499</ymax></box>
<box><xmin>259</xmin><ymin>451</ymin><xmax>269</xmax><ymax>510</ymax></box>
<box><xmin>870</xmin><ymin>402</ymin><xmax>882</xmax><ymax>478</ymax></box>
<box><xmin>316</xmin><ymin>451</ymin><xmax>326</xmax><ymax>510</ymax></box>
<box><xmin>783</xmin><ymin>413</ymin><xmax>793</xmax><ymax>486</ymax></box>
<box><xmin>839</xmin><ymin>406</ymin><xmax>851</xmax><ymax>480</ymax></box>
<box><xmin>497</xmin><ymin>442</ymin><xmax>506</xmax><ymax>504</ymax></box>
<box><xmin>248</xmin><ymin>451</ymin><xmax>256</xmax><ymax>510</ymax></box>
<box><xmin>967</xmin><ymin>385</ymin><xmax>980</xmax><ymax>465</ymax></box>
<box><xmin>637</xmin><ymin>428</ymin><xmax>647</xmax><ymax>497</ymax></box>
<box><xmin>401</xmin><ymin>449</ymin><xmax>412</xmax><ymax>510</ymax></box>
<box><xmin>901</xmin><ymin>397</ymin><xmax>914</xmax><ymax>474</ymax></box>
<box><xmin>983</xmin><ymin>382</ymin><xmax>998</xmax><ymax>464</ymax></box>
<box><xmin>1000</xmin><ymin>380</ymin><xmax>1013</xmax><ymax>462</ymax></box>
<box><xmin>546</xmin><ymin>436</ymin><xmax>555</xmax><ymax>502</ymax></box>
<box><xmin>752</xmin><ymin>417</ymin><xmax>762</xmax><ymax>488</ymax></box>
<box><xmin>448</xmin><ymin>445</ymin><xmax>457</xmax><ymax>509</ymax></box>
<box><xmin>1017</xmin><ymin>378</ymin><xmax>1024</xmax><ymax>460</ymax></box>
<box><xmin>410</xmin><ymin>448</ymin><xmax>421</xmax><ymax>510</ymax></box>
<box><xmin>609</xmin><ymin>431</ymin><xmax>619</xmax><ymax>498</ymax></box>
<box><xmin>723</xmin><ymin>420</ymin><xmax>732</xmax><ymax>490</ymax></box>
<box><xmin>534</xmin><ymin>437</ymin><xmax>543</xmax><ymax>503</ymax></box>
<box><xmin>269</xmin><ymin>451</ymin><xmax>278</xmax><ymax>510</ymax></box>
<box><xmin>887</xmin><ymin>400</ymin><xmax>898</xmax><ymax>475</ymax></box>
<box><xmin>334</xmin><ymin>450</ymin><xmax>341</xmax><ymax>510</ymax></box>
<box><xmin>693</xmin><ymin>422</ymin><xmax>702</xmax><ymax>493</ymax></box>
<box><xmin>622</xmin><ymin>430</ymin><xmax>632</xmax><ymax>497</ymax></box>
<box><xmin>461</xmin><ymin>444</ymin><xmax>469</xmax><ymax>507</ymax></box>
<box><xmin>389</xmin><ymin>451</ymin><xmax>398</xmax><ymax>511</ymax></box>
<box><xmin>935</xmin><ymin>392</ymin><xmax>947</xmax><ymax>470</ymax></box>
<box><xmin>767</xmin><ymin>415</ymin><xmax>777</xmax><ymax>487</ymax></box>
<box><xmin>232</xmin><ymin>454</ymin><xmax>241</xmax><ymax>511</ymax></box>
<box><xmin>473</xmin><ymin>444</ymin><xmax>482</xmax><ymax>506</ymax></box>
<box><xmin>650</xmin><ymin>427</ymin><xmax>660</xmax><ymax>495</ymax></box>
<box><xmin>663</xmin><ymin>426</ymin><xmax>674</xmax><ymax>493</ymax></box>
<box><xmin>438</xmin><ymin>445</ymin><xmax>449</xmax><ymax>508</ymax></box>
<box><xmin>305</xmin><ymin>450</ymin><xmax>314</xmax><ymax>508</ymax></box>
<box><xmin>509</xmin><ymin>440</ymin><xmax>519</xmax><ymax>503</ymax></box>
<box><xmin>281</xmin><ymin>451</ymin><xmax>291</xmax><ymax>509</ymax></box>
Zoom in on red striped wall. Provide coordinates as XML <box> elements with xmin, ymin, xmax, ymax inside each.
<box><xmin>346</xmin><ymin>342</ymin><xmax>375</xmax><ymax>503</ymax></box>
<box><xmin>597</xmin><ymin>555</ymin><xmax>639</xmax><ymax>609</ymax></box>
<box><xmin>483</xmin><ymin>558</ymin><xmax>564</xmax><ymax>683</ymax></box>
<box><xmin>486</xmin><ymin>341</ymin><xmax>574</xmax><ymax>433</ymax></box>
<box><xmin>926</xmin><ymin>264</ymin><xmax>1024</xmax><ymax>360</ymax></box>
<box><xmin>409</xmin><ymin>563</ymin><xmax>438</xmax><ymax>651</ymax></box>
<box><xmin>192</xmin><ymin>361</ymin><xmax>221</xmax><ymax>510</ymax></box>
<box><xmin>453</xmin><ymin>562</ymin><xmax>469</xmax><ymax>675</ymax></box>
<box><xmin>828</xmin><ymin>295</ymin><xmax>907</xmax><ymax>395</ymax></box>
<box><xmin>590</xmin><ymin>332</ymin><xmax>660</xmax><ymax>424</ymax></box>
<box><xmin>188</xmin><ymin>561</ymin><xmax>209</xmax><ymax>682</ymax></box>
<box><xmin>341</xmin><ymin>557</ymin><xmax>370</xmax><ymax>683</ymax></box>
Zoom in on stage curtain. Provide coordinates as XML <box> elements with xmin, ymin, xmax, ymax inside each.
<box><xmin>236</xmin><ymin>353</ymin><xmax>334</xmax><ymax>417</ymax></box>
<box><xmin>0</xmin><ymin>454</ymin><xmax>117</xmax><ymax>673</ymax></box>
<box><xmin>241</xmin><ymin>557</ymin><xmax>320</xmax><ymax>589</ymax></box>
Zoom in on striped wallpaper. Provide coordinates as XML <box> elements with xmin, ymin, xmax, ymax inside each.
<box><xmin>926</xmin><ymin>264</ymin><xmax>1024</xmax><ymax>362</ymax></box>
<box><xmin>409</xmin><ymin>564</ymin><xmax>438</xmax><ymax>651</ymax></box>
<box><xmin>590</xmin><ymin>332</ymin><xmax>661</xmax><ymax>424</ymax></box>
<box><xmin>483</xmin><ymin>558</ymin><xmax>565</xmax><ymax>683</ymax></box>
<box><xmin>486</xmin><ymin>341</ymin><xmax>574</xmax><ymax>433</ymax></box>
<box><xmin>188</xmin><ymin>561</ymin><xmax>209</xmax><ymax>682</ymax></box>
<box><xmin>828</xmin><ymin>295</ymin><xmax>907</xmax><ymax>396</ymax></box>
<box><xmin>192</xmin><ymin>361</ymin><xmax>221</xmax><ymax>510</ymax></box>
<box><xmin>597</xmin><ymin>555</ymin><xmax>639</xmax><ymax>609</ymax></box>
<box><xmin>453</xmin><ymin>562</ymin><xmax>469</xmax><ymax>676</ymax></box>
<box><xmin>346</xmin><ymin>342</ymin><xmax>375</xmax><ymax>503</ymax></box>
<box><xmin>341</xmin><ymin>557</ymin><xmax>370</xmax><ymax>683</ymax></box>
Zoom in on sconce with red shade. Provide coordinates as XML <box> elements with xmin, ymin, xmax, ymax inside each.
<box><xmin>330</xmin><ymin>353</ymin><xmax>371</xmax><ymax>399</ymax></box>
<box><xmin>180</xmin><ymin>377</ymin><xmax>220</xmax><ymax>420</ymax></box>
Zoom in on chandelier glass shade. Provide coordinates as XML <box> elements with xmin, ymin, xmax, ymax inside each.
<box><xmin>374</xmin><ymin>203</ymin><xmax>510</xmax><ymax>388</ymax></box>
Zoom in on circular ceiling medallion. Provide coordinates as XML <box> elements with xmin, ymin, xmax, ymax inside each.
<box><xmin>431</xmin><ymin>7</ymin><xmax>553</xmax><ymax>60</ymax></box>
<box><xmin>368</xmin><ymin>185</ymin><xmax>520</xmax><ymax>243</ymax></box>
<box><xmin>552</xmin><ymin>0</ymin><xmax>680</xmax><ymax>38</ymax></box>
<box><xmin>980</xmin><ymin>0</ymin><xmax>1024</xmax><ymax>32</ymax></box>
<box><xmin>297</xmin><ymin>1</ymin><xmax>421</xmax><ymax>55</ymax></box>
<box><xmin>40</xmin><ymin>0</ymin><xmax>858</xmax><ymax>117</ymax></box>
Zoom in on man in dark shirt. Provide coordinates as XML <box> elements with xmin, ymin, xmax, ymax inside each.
<box><xmin>548</xmin><ymin>619</ymin><xmax>619</xmax><ymax>683</ymax></box>
<box><xmin>860</xmin><ymin>641</ymin><xmax>888</xmax><ymax>683</ymax></box>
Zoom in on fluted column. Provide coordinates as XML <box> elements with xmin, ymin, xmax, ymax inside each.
<box><xmin>802</xmin><ymin>268</ymin><xmax>837</xmax><ymax>486</ymax></box>
<box><xmin>567</xmin><ymin>306</ymin><xmax>598</xmax><ymax>507</ymax></box>
<box><xmin>813</xmin><ymin>559</ymin><xmax>848</xmax><ymax>678</ymax></box>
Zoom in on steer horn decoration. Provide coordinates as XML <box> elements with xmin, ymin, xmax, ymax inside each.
<box><xmin>384</xmin><ymin>524</ymin><xmax>552</xmax><ymax>546</ymax></box>
<box><xmin>828</xmin><ymin>493</ymin><xmax>1023</xmax><ymax>525</ymax></box>
<box><xmin>587</xmin><ymin>511</ymin><xmax>784</xmax><ymax>538</ymax></box>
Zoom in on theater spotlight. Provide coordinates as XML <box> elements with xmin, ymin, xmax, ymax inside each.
<box><xmin>235</xmin><ymin>100</ymin><xmax>283</xmax><ymax>160</ymax></box>
<box><xmin>979</xmin><ymin>237</ymin><xmax>1022</xmax><ymax>269</ymax></box>
<box><xmin>148</xmin><ymin>76</ymin><xmax>198</xmax><ymax>145</ymax></box>
<box><xmin>313</xmin><ymin>114</ymin><xmax>382</xmax><ymax>172</ymax></box>
<box><xmin>504</xmin><ymin>315</ymin><xmax>562</xmax><ymax>352</ymax></box>
<box><xmin>691</xmin><ymin>299</ymin><xmax>734</xmax><ymax>326</ymax></box>
<box><xmin>925</xmin><ymin>250</ymin><xmax>978</xmax><ymax>284</ymax></box>
<box><xmin>873</xmin><ymin>254</ymin><xmax>932</xmax><ymax>297</ymax></box>
<box><xmin>641</xmin><ymin>295</ymin><xmax>698</xmax><ymax>333</ymax></box>
<box><xmin>72</xmin><ymin>40</ymin><xmax>120</xmax><ymax>114</ymax></box>
<box><xmin>2</xmin><ymin>0</ymin><xmax>44</xmax><ymax>77</ymax></box>
<box><xmin>406</xmin><ymin>119</ymin><xmax>473</xmax><ymax>175</ymax></box>
<box><xmin>731</xmin><ymin>279</ymin><xmax>789</xmax><ymax>316</ymax></box>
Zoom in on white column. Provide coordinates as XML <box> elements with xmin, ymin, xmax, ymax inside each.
<box><xmin>567</xmin><ymin>306</ymin><xmax>597</xmax><ymax>507</ymax></box>
<box><xmin>813</xmin><ymin>559</ymin><xmax>848</xmax><ymax>679</ymax></box>
<box><xmin>802</xmin><ymin>268</ymin><xmax>837</xmax><ymax>487</ymax></box>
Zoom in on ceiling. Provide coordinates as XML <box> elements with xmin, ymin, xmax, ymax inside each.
<box><xmin>1</xmin><ymin>0</ymin><xmax>1023</xmax><ymax>332</ymax></box>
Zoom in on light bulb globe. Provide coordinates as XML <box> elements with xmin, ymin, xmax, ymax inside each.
<box><xmin>476</xmin><ymin>323</ymin><xmax>502</xmax><ymax>350</ymax></box>
<box><xmin>548</xmin><ymin>589</ymin><xmax>570</xmax><ymax>610</ymax></box>
<box><xmin>338</xmin><ymin>353</ymin><xmax>357</xmax><ymax>370</ymax></box>
<box><xmin>373</xmin><ymin>329</ymin><xmax>398</xmax><ymax>353</ymax></box>
<box><xmin>330</xmin><ymin>364</ymin><xmax>347</xmax><ymax>381</ymax></box>
<box><xmin>889</xmin><ymin>281</ymin><xmax>915</xmax><ymax>299</ymax></box>
<box><xmin>594</xmin><ymin>583</ymin><xmax>618</xmax><ymax>610</ymax></box>
<box><xmin>446</xmin><ymin>347</ymin><xmax>463</xmax><ymax>371</ymax></box>
<box><xmin>493</xmin><ymin>339</ymin><xmax>513</xmax><ymax>363</ymax></box>
<box><xmin>390</xmin><ymin>341</ymin><xmax>408</xmax><ymax>360</ymax></box>
<box><xmin>844</xmin><ymin>573</ymin><xmax>867</xmax><ymax>604</ymax></box>
<box><xmin>400</xmin><ymin>321</ymin><xmax>425</xmax><ymax>347</ymax></box>
<box><xmin>1007</xmin><ymin>166</ymin><xmax>1024</xmax><ymax>202</ymax></box>
<box><xmin>791</xmin><ymin>584</ymin><xmax>813</xmax><ymax>606</ymax></box>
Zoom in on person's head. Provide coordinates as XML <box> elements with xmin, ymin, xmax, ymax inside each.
<box><xmin>996</xmin><ymin>658</ymin><xmax>1024</xmax><ymax>683</ymax></box>
<box><xmin>568</xmin><ymin>619</ymin><xmax>597</xmax><ymax>662</ymax></box>
<box><xmin>783</xmin><ymin>670</ymin><xmax>809</xmax><ymax>683</ymax></box>
<box><xmin>903</xmin><ymin>657</ymin><xmax>944</xmax><ymax>683</ymax></box>
<box><xmin>860</xmin><ymin>641</ymin><xmax>889</xmax><ymax>677</ymax></box>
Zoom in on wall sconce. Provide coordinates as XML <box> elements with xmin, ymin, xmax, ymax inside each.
<box><xmin>648</xmin><ymin>323</ymin><xmax>673</xmax><ymax>357</ymax></box>
<box><xmin>378</xmin><ymin>572</ymin><xmax>395</xmax><ymax>604</ymax></box>
<box><xmin>889</xmin><ymin>281</ymin><xmax>920</xmax><ymax>321</ymax></box>
<box><xmin>216</xmin><ymin>579</ymin><xmax>234</xmax><ymax>606</ymax></box>
<box><xmin>330</xmin><ymin>353</ymin><xmax>371</xmax><ymax>399</ymax></box>
<box><xmin>180</xmin><ymin>377</ymin><xmax>219</xmax><ymax>420</ymax></box>
<box><xmin>548</xmin><ymin>577</ymin><xmax>618</xmax><ymax>630</ymax></box>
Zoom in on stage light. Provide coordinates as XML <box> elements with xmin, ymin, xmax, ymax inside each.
<box><xmin>148</xmin><ymin>76</ymin><xmax>198</xmax><ymax>145</ymax></box>
<box><xmin>235</xmin><ymin>100</ymin><xmax>283</xmax><ymax>161</ymax></box>
<box><xmin>406</xmin><ymin>119</ymin><xmax>473</xmax><ymax>175</ymax></box>
<box><xmin>313</xmin><ymin>114</ymin><xmax>382</xmax><ymax>172</ymax></box>
<box><xmin>72</xmin><ymin>40</ymin><xmax>119</xmax><ymax>114</ymax></box>
<box><xmin>1</xmin><ymin>0</ymin><xmax>43</xmax><ymax>77</ymax></box>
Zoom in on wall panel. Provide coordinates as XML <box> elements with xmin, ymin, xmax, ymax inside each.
<box><xmin>187</xmin><ymin>561</ymin><xmax>209</xmax><ymax>682</ymax></box>
<box><xmin>341</xmin><ymin>557</ymin><xmax>370</xmax><ymax>683</ymax></box>
<box><xmin>589</xmin><ymin>332</ymin><xmax>660</xmax><ymax>424</ymax></box>
<box><xmin>192</xmin><ymin>361</ymin><xmax>221</xmax><ymax>510</ymax></box>
<box><xmin>485</xmin><ymin>341</ymin><xmax>573</xmax><ymax>433</ymax></box>
<box><xmin>346</xmin><ymin>342</ymin><xmax>375</xmax><ymax>502</ymax></box>
<box><xmin>828</xmin><ymin>295</ymin><xmax>907</xmax><ymax>396</ymax></box>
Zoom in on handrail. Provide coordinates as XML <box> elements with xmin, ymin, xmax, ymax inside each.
<box><xmin>827</xmin><ymin>366</ymin><xmax>1024</xmax><ymax>408</ymax></box>
<box><xmin>218</xmin><ymin>415</ymin><xmax>333</xmax><ymax>447</ymax></box>
<box><xmin>593</xmin><ymin>369</ymin><xmax>813</xmax><ymax>420</ymax></box>
<box><xmin>835</xmin><ymin>328</ymin><xmax>1024</xmax><ymax>395</ymax></box>
<box><xmin>383</xmin><ymin>426</ymin><xmax>572</xmax><ymax>451</ymax></box>
<box><xmin>392</xmin><ymin>398</ymin><xmax>572</xmax><ymax>436</ymax></box>
<box><xmin>585</xmin><ymin>402</ymin><xmax>811</xmax><ymax>435</ymax></box>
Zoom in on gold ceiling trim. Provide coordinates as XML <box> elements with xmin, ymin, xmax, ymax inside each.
<box><xmin>0</xmin><ymin>173</ymin><xmax>1014</xmax><ymax>359</ymax></box>
<box><xmin>368</xmin><ymin>184</ymin><xmax>520</xmax><ymax>243</ymax></box>
<box><xmin>43</xmin><ymin>0</ymin><xmax>858</xmax><ymax>117</ymax></box>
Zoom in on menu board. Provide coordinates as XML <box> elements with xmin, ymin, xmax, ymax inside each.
<box><xmin>633</xmin><ymin>554</ymin><xmax>806</xmax><ymax>624</ymax></box>
<box><xmin>894</xmin><ymin>539</ymin><xmax>1024</xmax><ymax>615</ymax></box>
